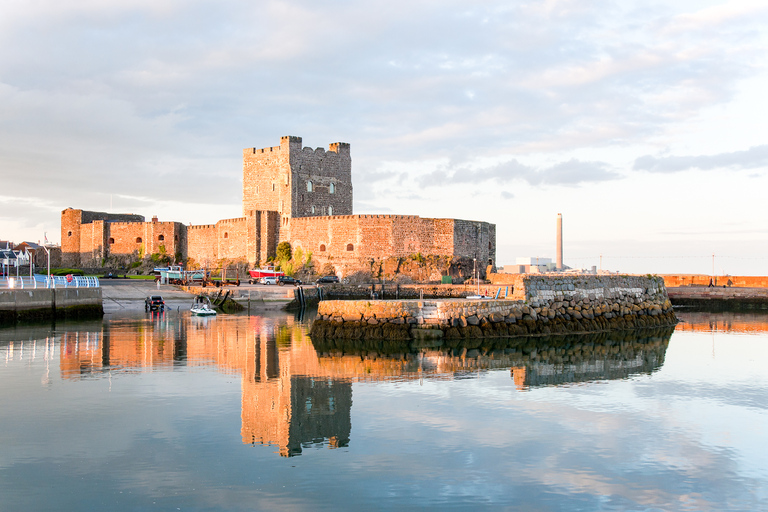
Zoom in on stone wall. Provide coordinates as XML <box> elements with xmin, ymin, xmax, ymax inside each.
<box><xmin>186</xmin><ymin>211</ymin><xmax>280</xmax><ymax>267</ymax></box>
<box><xmin>61</xmin><ymin>208</ymin><xmax>186</xmax><ymax>267</ymax></box>
<box><xmin>289</xmin><ymin>215</ymin><xmax>496</xmax><ymax>279</ymax></box>
<box><xmin>61</xmin><ymin>208</ymin><xmax>145</xmax><ymax>266</ymax></box>
<box><xmin>310</xmin><ymin>274</ymin><xmax>676</xmax><ymax>340</ymax></box>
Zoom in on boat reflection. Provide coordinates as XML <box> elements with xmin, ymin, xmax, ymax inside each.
<box><xmin>54</xmin><ymin>314</ymin><xmax>672</xmax><ymax>456</ymax></box>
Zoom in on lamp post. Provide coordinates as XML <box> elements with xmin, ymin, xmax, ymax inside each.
<box><xmin>43</xmin><ymin>234</ymin><xmax>54</xmax><ymax>288</ymax></box>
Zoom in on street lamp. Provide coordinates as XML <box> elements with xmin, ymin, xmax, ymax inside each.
<box><xmin>43</xmin><ymin>233</ymin><xmax>54</xmax><ymax>288</ymax></box>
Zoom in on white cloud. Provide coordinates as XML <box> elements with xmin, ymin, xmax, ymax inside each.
<box><xmin>0</xmin><ymin>0</ymin><xmax>767</xmax><ymax>272</ymax></box>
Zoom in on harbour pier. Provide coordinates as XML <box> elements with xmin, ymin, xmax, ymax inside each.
<box><xmin>310</xmin><ymin>274</ymin><xmax>677</xmax><ymax>340</ymax></box>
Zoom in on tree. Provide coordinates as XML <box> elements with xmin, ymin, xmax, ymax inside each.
<box><xmin>276</xmin><ymin>241</ymin><xmax>292</xmax><ymax>262</ymax></box>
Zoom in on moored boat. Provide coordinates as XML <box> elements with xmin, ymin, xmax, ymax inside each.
<box><xmin>191</xmin><ymin>296</ymin><xmax>217</xmax><ymax>316</ymax></box>
<box><xmin>248</xmin><ymin>267</ymin><xmax>285</xmax><ymax>284</ymax></box>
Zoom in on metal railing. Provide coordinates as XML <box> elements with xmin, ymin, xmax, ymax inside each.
<box><xmin>1</xmin><ymin>275</ymin><xmax>100</xmax><ymax>289</ymax></box>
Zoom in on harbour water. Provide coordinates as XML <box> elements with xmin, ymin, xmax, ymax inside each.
<box><xmin>1</xmin><ymin>309</ymin><xmax>766</xmax><ymax>511</ymax></box>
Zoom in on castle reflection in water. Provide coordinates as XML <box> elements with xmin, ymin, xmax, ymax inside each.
<box><xmin>55</xmin><ymin>313</ymin><xmax>678</xmax><ymax>457</ymax></box>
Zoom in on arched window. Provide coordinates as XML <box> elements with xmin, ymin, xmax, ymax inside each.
<box><xmin>319</xmin><ymin>244</ymin><xmax>326</xmax><ymax>252</ymax></box>
<box><xmin>158</xmin><ymin>234</ymin><xmax>165</xmax><ymax>241</ymax></box>
<box><xmin>346</xmin><ymin>243</ymin><xmax>354</xmax><ymax>251</ymax></box>
<box><xmin>311</xmin><ymin>205</ymin><xmax>316</xmax><ymax>214</ymax></box>
<box><xmin>307</xmin><ymin>181</ymin><xmax>313</xmax><ymax>192</ymax></box>
<box><xmin>329</xmin><ymin>182</ymin><xmax>335</xmax><ymax>194</ymax></box>
<box><xmin>108</xmin><ymin>237</ymin><xmax>115</xmax><ymax>244</ymax></box>
<box><xmin>328</xmin><ymin>206</ymin><xmax>333</xmax><ymax>215</ymax></box>
<box><xmin>174</xmin><ymin>235</ymin><xmax>178</xmax><ymax>241</ymax></box>
<box><xmin>488</xmin><ymin>242</ymin><xmax>492</xmax><ymax>250</ymax></box>
<box><xmin>224</xmin><ymin>232</ymin><xmax>229</xmax><ymax>239</ymax></box>
<box><xmin>136</xmin><ymin>237</ymin><xmax>142</xmax><ymax>243</ymax></box>
<box><xmin>67</xmin><ymin>231</ymin><xmax>72</xmax><ymax>237</ymax></box>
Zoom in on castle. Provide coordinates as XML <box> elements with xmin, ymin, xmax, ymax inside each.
<box><xmin>61</xmin><ymin>136</ymin><xmax>496</xmax><ymax>279</ymax></box>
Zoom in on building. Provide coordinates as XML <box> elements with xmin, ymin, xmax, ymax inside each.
<box><xmin>61</xmin><ymin>136</ymin><xmax>496</xmax><ymax>279</ymax></box>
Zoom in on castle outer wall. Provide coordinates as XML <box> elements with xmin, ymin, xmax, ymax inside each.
<box><xmin>289</xmin><ymin>214</ymin><xmax>495</xmax><ymax>277</ymax></box>
<box><xmin>185</xmin><ymin>211</ymin><xmax>280</xmax><ymax>267</ymax></box>
<box><xmin>61</xmin><ymin>208</ymin><xmax>185</xmax><ymax>267</ymax></box>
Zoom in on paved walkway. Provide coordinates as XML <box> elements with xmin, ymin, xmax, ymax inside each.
<box><xmin>100</xmin><ymin>279</ymin><xmax>295</xmax><ymax>314</ymax></box>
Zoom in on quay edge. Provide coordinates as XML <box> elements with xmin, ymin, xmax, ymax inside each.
<box><xmin>0</xmin><ymin>288</ymin><xmax>104</xmax><ymax>326</ymax></box>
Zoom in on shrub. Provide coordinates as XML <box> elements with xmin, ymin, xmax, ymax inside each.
<box><xmin>276</xmin><ymin>242</ymin><xmax>292</xmax><ymax>262</ymax></box>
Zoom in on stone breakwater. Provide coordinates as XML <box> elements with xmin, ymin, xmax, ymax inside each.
<box><xmin>310</xmin><ymin>275</ymin><xmax>677</xmax><ymax>340</ymax></box>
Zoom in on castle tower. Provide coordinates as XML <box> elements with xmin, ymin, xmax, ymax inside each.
<box><xmin>242</xmin><ymin>136</ymin><xmax>353</xmax><ymax>223</ymax></box>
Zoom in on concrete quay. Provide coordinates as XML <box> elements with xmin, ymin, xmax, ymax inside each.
<box><xmin>0</xmin><ymin>287</ymin><xmax>103</xmax><ymax>325</ymax></box>
<box><xmin>667</xmin><ymin>286</ymin><xmax>768</xmax><ymax>311</ymax></box>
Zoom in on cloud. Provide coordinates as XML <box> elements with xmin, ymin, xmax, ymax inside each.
<box><xmin>633</xmin><ymin>145</ymin><xmax>768</xmax><ymax>173</ymax></box>
<box><xmin>1</xmin><ymin>0</ymin><xmax>767</xmax><ymax>259</ymax></box>
<box><xmin>416</xmin><ymin>158</ymin><xmax>620</xmax><ymax>188</ymax></box>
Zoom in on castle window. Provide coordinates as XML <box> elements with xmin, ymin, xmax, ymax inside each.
<box><xmin>319</xmin><ymin>244</ymin><xmax>326</xmax><ymax>252</ymax></box>
<box><xmin>301</xmin><ymin>194</ymin><xmax>304</xmax><ymax>202</ymax></box>
<box><xmin>307</xmin><ymin>181</ymin><xmax>313</xmax><ymax>192</ymax></box>
<box><xmin>67</xmin><ymin>231</ymin><xmax>72</xmax><ymax>237</ymax></box>
<box><xmin>272</xmin><ymin>183</ymin><xmax>275</xmax><ymax>192</ymax></box>
<box><xmin>329</xmin><ymin>183</ymin><xmax>335</xmax><ymax>194</ymax></box>
<box><xmin>174</xmin><ymin>235</ymin><xmax>178</xmax><ymax>241</ymax></box>
<box><xmin>311</xmin><ymin>205</ymin><xmax>316</xmax><ymax>214</ymax></box>
<box><xmin>158</xmin><ymin>234</ymin><xmax>165</xmax><ymax>241</ymax></box>
<box><xmin>136</xmin><ymin>237</ymin><xmax>142</xmax><ymax>243</ymax></box>
<box><xmin>108</xmin><ymin>237</ymin><xmax>115</xmax><ymax>244</ymax></box>
<box><xmin>346</xmin><ymin>244</ymin><xmax>354</xmax><ymax>251</ymax></box>
<box><xmin>488</xmin><ymin>242</ymin><xmax>492</xmax><ymax>250</ymax></box>
<box><xmin>328</xmin><ymin>206</ymin><xmax>333</xmax><ymax>215</ymax></box>
<box><xmin>224</xmin><ymin>232</ymin><xmax>229</xmax><ymax>239</ymax></box>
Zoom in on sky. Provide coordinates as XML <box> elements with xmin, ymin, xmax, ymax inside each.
<box><xmin>1</xmin><ymin>0</ymin><xmax>767</xmax><ymax>275</ymax></box>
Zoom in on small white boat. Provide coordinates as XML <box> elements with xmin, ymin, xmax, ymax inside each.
<box><xmin>191</xmin><ymin>296</ymin><xmax>217</xmax><ymax>316</ymax></box>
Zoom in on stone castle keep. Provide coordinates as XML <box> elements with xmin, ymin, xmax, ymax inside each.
<box><xmin>61</xmin><ymin>136</ymin><xmax>496</xmax><ymax>279</ymax></box>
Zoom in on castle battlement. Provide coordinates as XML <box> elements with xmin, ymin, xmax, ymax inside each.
<box><xmin>217</xmin><ymin>217</ymin><xmax>246</xmax><ymax>225</ymax></box>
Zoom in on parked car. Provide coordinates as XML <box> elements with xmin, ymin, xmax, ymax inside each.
<box><xmin>316</xmin><ymin>275</ymin><xmax>340</xmax><ymax>284</ymax></box>
<box><xmin>144</xmin><ymin>296</ymin><xmax>165</xmax><ymax>311</ymax></box>
<box><xmin>260</xmin><ymin>276</ymin><xmax>278</xmax><ymax>285</ymax></box>
<box><xmin>277</xmin><ymin>276</ymin><xmax>301</xmax><ymax>286</ymax></box>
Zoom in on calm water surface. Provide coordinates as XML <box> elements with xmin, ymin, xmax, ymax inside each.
<box><xmin>1</xmin><ymin>309</ymin><xmax>766</xmax><ymax>511</ymax></box>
